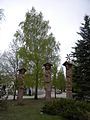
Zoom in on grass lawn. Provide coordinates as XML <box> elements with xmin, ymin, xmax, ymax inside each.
<box><xmin>0</xmin><ymin>99</ymin><xmax>64</xmax><ymax>120</ymax></box>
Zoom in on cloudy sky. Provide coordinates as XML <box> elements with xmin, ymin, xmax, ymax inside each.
<box><xmin>0</xmin><ymin>0</ymin><xmax>90</xmax><ymax>64</ymax></box>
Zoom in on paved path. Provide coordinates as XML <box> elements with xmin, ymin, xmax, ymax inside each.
<box><xmin>7</xmin><ymin>92</ymin><xmax>66</xmax><ymax>100</ymax></box>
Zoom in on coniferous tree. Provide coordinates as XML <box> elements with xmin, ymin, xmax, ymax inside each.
<box><xmin>72</xmin><ymin>15</ymin><xmax>90</xmax><ymax>99</ymax></box>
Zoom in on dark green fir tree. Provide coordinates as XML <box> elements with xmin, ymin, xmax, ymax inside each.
<box><xmin>72</xmin><ymin>15</ymin><xmax>90</xmax><ymax>100</ymax></box>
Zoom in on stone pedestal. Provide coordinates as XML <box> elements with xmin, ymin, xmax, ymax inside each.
<box><xmin>63</xmin><ymin>61</ymin><xmax>72</xmax><ymax>98</ymax></box>
<box><xmin>17</xmin><ymin>68</ymin><xmax>26</xmax><ymax>104</ymax></box>
<box><xmin>43</xmin><ymin>63</ymin><xmax>52</xmax><ymax>100</ymax></box>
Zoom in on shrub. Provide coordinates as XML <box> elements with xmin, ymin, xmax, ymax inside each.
<box><xmin>42</xmin><ymin>98</ymin><xmax>90</xmax><ymax>120</ymax></box>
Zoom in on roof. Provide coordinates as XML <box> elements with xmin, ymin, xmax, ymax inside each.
<box><xmin>43</xmin><ymin>62</ymin><xmax>53</xmax><ymax>67</ymax></box>
<box><xmin>17</xmin><ymin>67</ymin><xmax>27</xmax><ymax>72</ymax></box>
<box><xmin>63</xmin><ymin>61</ymin><xmax>72</xmax><ymax>67</ymax></box>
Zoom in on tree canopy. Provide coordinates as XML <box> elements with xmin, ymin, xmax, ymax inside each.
<box><xmin>15</xmin><ymin>7</ymin><xmax>60</xmax><ymax>99</ymax></box>
<box><xmin>0</xmin><ymin>8</ymin><xmax>4</xmax><ymax>21</ymax></box>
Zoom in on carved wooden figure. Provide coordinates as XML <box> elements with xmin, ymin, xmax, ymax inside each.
<box><xmin>43</xmin><ymin>63</ymin><xmax>52</xmax><ymax>100</ymax></box>
<box><xmin>17</xmin><ymin>68</ymin><xmax>26</xmax><ymax>104</ymax></box>
<box><xmin>63</xmin><ymin>61</ymin><xmax>72</xmax><ymax>98</ymax></box>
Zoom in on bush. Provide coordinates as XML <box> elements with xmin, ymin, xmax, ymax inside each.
<box><xmin>42</xmin><ymin>98</ymin><xmax>90</xmax><ymax>120</ymax></box>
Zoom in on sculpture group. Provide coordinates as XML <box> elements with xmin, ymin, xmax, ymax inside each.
<box><xmin>17</xmin><ymin>60</ymin><xmax>72</xmax><ymax>103</ymax></box>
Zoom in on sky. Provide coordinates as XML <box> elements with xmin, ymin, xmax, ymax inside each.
<box><xmin>0</xmin><ymin>0</ymin><xmax>90</xmax><ymax>64</ymax></box>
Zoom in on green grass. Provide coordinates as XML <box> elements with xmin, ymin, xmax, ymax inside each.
<box><xmin>0</xmin><ymin>99</ymin><xmax>64</xmax><ymax>120</ymax></box>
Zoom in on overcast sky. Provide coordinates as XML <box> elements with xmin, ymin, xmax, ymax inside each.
<box><xmin>0</xmin><ymin>0</ymin><xmax>90</xmax><ymax>64</ymax></box>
